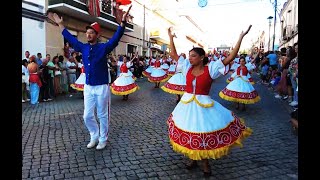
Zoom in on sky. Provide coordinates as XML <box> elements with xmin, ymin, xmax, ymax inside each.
<box><xmin>169</xmin><ymin>0</ymin><xmax>288</xmax><ymax>50</ymax></box>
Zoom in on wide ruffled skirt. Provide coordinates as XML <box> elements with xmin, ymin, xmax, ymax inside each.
<box><xmin>220</xmin><ymin>76</ymin><xmax>260</xmax><ymax>104</ymax></box>
<box><xmin>126</xmin><ymin>70</ymin><xmax>137</xmax><ymax>80</ymax></box>
<box><xmin>111</xmin><ymin>73</ymin><xmax>139</xmax><ymax>95</ymax></box>
<box><xmin>167</xmin><ymin>65</ymin><xmax>176</xmax><ymax>76</ymax></box>
<box><xmin>70</xmin><ymin>73</ymin><xmax>85</xmax><ymax>91</ymax></box>
<box><xmin>227</xmin><ymin>73</ymin><xmax>255</xmax><ymax>84</ymax></box>
<box><xmin>142</xmin><ymin>66</ymin><xmax>153</xmax><ymax>77</ymax></box>
<box><xmin>161</xmin><ymin>72</ymin><xmax>186</xmax><ymax>95</ymax></box>
<box><xmin>148</xmin><ymin>68</ymin><xmax>170</xmax><ymax>83</ymax></box>
<box><xmin>160</xmin><ymin>63</ymin><xmax>170</xmax><ymax>71</ymax></box>
<box><xmin>167</xmin><ymin>92</ymin><xmax>252</xmax><ymax>160</ymax></box>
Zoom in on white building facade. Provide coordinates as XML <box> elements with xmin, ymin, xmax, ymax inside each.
<box><xmin>279</xmin><ymin>0</ymin><xmax>298</xmax><ymax>49</ymax></box>
<box><xmin>22</xmin><ymin>0</ymin><xmax>46</xmax><ymax>58</ymax></box>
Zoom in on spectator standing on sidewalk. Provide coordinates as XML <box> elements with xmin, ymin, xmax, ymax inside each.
<box><xmin>28</xmin><ymin>55</ymin><xmax>42</xmax><ymax>105</ymax></box>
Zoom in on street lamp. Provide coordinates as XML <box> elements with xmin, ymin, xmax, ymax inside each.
<box><xmin>267</xmin><ymin>16</ymin><xmax>273</xmax><ymax>51</ymax></box>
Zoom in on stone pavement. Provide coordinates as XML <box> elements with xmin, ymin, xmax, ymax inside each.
<box><xmin>22</xmin><ymin>73</ymin><xmax>298</xmax><ymax>180</ymax></box>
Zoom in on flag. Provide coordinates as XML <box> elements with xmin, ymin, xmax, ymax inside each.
<box><xmin>87</xmin><ymin>0</ymin><xmax>101</xmax><ymax>17</ymax></box>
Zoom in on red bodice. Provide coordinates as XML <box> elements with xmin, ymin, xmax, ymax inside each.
<box><xmin>236</xmin><ymin>66</ymin><xmax>248</xmax><ymax>76</ymax></box>
<box><xmin>120</xmin><ymin>63</ymin><xmax>128</xmax><ymax>73</ymax></box>
<box><xmin>185</xmin><ymin>66</ymin><xmax>213</xmax><ymax>95</ymax></box>
<box><xmin>154</xmin><ymin>60</ymin><xmax>161</xmax><ymax>68</ymax></box>
<box><xmin>149</xmin><ymin>59</ymin><xmax>155</xmax><ymax>66</ymax></box>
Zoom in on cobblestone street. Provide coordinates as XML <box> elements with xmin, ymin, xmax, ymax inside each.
<box><xmin>22</xmin><ymin>73</ymin><xmax>298</xmax><ymax>180</ymax></box>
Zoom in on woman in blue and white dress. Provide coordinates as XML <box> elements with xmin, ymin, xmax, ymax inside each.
<box><xmin>166</xmin><ymin>26</ymin><xmax>252</xmax><ymax>177</ymax></box>
<box><xmin>161</xmin><ymin>54</ymin><xmax>187</xmax><ymax>103</ymax></box>
<box><xmin>220</xmin><ymin>57</ymin><xmax>260</xmax><ymax>111</ymax></box>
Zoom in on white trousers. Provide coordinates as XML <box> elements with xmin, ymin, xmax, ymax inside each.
<box><xmin>83</xmin><ymin>84</ymin><xmax>110</xmax><ymax>143</ymax></box>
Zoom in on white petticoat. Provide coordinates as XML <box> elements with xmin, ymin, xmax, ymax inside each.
<box><xmin>172</xmin><ymin>92</ymin><xmax>236</xmax><ymax>133</ymax></box>
<box><xmin>166</xmin><ymin>72</ymin><xmax>186</xmax><ymax>86</ymax></box>
<box><xmin>150</xmin><ymin>67</ymin><xmax>167</xmax><ymax>78</ymax></box>
<box><xmin>75</xmin><ymin>73</ymin><xmax>85</xmax><ymax>85</ymax></box>
<box><xmin>113</xmin><ymin>73</ymin><xmax>135</xmax><ymax>86</ymax></box>
<box><xmin>145</xmin><ymin>66</ymin><xmax>154</xmax><ymax>74</ymax></box>
<box><xmin>160</xmin><ymin>63</ymin><xmax>169</xmax><ymax>70</ymax></box>
<box><xmin>225</xmin><ymin>76</ymin><xmax>256</xmax><ymax>93</ymax></box>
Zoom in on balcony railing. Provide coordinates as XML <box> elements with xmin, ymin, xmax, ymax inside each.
<box><xmin>101</xmin><ymin>0</ymin><xmax>113</xmax><ymax>15</ymax></box>
<box><xmin>48</xmin><ymin>0</ymin><xmax>133</xmax><ymax>31</ymax></box>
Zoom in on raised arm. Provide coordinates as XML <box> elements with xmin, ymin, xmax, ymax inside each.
<box><xmin>52</xmin><ymin>13</ymin><xmax>84</xmax><ymax>52</ymax></box>
<box><xmin>168</xmin><ymin>27</ymin><xmax>179</xmax><ymax>61</ymax></box>
<box><xmin>105</xmin><ymin>5</ymin><xmax>132</xmax><ymax>53</ymax></box>
<box><xmin>223</xmin><ymin>25</ymin><xmax>252</xmax><ymax>65</ymax></box>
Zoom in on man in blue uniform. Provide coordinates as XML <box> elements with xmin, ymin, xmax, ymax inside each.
<box><xmin>52</xmin><ymin>5</ymin><xmax>132</xmax><ymax>150</ymax></box>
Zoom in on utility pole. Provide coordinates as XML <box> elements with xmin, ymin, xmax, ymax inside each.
<box><xmin>272</xmin><ymin>0</ymin><xmax>277</xmax><ymax>51</ymax></box>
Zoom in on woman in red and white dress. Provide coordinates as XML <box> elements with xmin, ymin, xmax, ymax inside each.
<box><xmin>70</xmin><ymin>66</ymin><xmax>85</xmax><ymax>91</ymax></box>
<box><xmin>117</xmin><ymin>56</ymin><xmax>136</xmax><ymax>80</ymax></box>
<box><xmin>111</xmin><ymin>57</ymin><xmax>139</xmax><ymax>101</ymax></box>
<box><xmin>160</xmin><ymin>55</ymin><xmax>170</xmax><ymax>72</ymax></box>
<box><xmin>167</xmin><ymin>58</ymin><xmax>177</xmax><ymax>76</ymax></box>
<box><xmin>161</xmin><ymin>39</ymin><xmax>187</xmax><ymax>103</ymax></box>
<box><xmin>142</xmin><ymin>57</ymin><xmax>155</xmax><ymax>77</ymax></box>
<box><xmin>166</xmin><ymin>26</ymin><xmax>252</xmax><ymax>177</ymax></box>
<box><xmin>227</xmin><ymin>58</ymin><xmax>255</xmax><ymax>84</ymax></box>
<box><xmin>148</xmin><ymin>55</ymin><xmax>169</xmax><ymax>88</ymax></box>
<box><xmin>219</xmin><ymin>56</ymin><xmax>260</xmax><ymax>111</ymax></box>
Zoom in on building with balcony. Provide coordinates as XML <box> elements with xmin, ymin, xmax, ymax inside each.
<box><xmin>46</xmin><ymin>0</ymin><xmax>134</xmax><ymax>57</ymax></box>
<box><xmin>24</xmin><ymin>0</ymin><xmax>215</xmax><ymax>59</ymax></box>
<box><xmin>279</xmin><ymin>0</ymin><xmax>298</xmax><ymax>49</ymax></box>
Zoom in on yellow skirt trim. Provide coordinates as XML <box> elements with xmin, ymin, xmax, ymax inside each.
<box><xmin>219</xmin><ymin>91</ymin><xmax>261</xmax><ymax>104</ymax></box>
<box><xmin>226</xmin><ymin>79</ymin><xmax>231</xmax><ymax>83</ymax></box>
<box><xmin>142</xmin><ymin>71</ymin><xmax>150</xmax><ymax>77</ymax></box>
<box><xmin>70</xmin><ymin>84</ymin><xmax>84</xmax><ymax>91</ymax></box>
<box><xmin>148</xmin><ymin>75</ymin><xmax>170</xmax><ymax>83</ymax></box>
<box><xmin>169</xmin><ymin>125</ymin><xmax>252</xmax><ymax>160</ymax></box>
<box><xmin>180</xmin><ymin>94</ymin><xmax>214</xmax><ymax>108</ymax></box>
<box><xmin>161</xmin><ymin>86</ymin><xmax>185</xmax><ymax>95</ymax></box>
<box><xmin>110</xmin><ymin>86</ymin><xmax>139</xmax><ymax>96</ymax></box>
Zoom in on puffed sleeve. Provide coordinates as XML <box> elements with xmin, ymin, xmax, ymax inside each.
<box><xmin>181</xmin><ymin>58</ymin><xmax>191</xmax><ymax>76</ymax></box>
<box><xmin>208</xmin><ymin>60</ymin><xmax>230</xmax><ymax>79</ymax></box>
<box><xmin>126</xmin><ymin>62</ymin><xmax>132</xmax><ymax>68</ymax></box>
